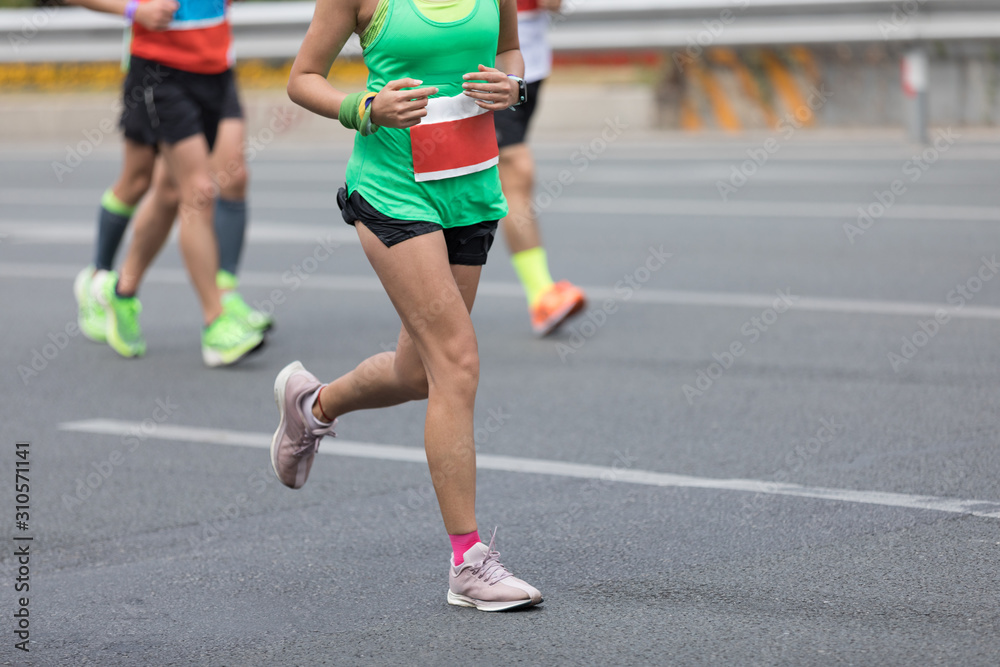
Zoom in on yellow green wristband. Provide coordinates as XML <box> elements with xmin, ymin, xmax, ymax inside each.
<box><xmin>339</xmin><ymin>91</ymin><xmax>379</xmax><ymax>136</ymax></box>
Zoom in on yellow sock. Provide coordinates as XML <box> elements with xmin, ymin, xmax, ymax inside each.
<box><xmin>511</xmin><ymin>247</ymin><xmax>555</xmax><ymax>306</ymax></box>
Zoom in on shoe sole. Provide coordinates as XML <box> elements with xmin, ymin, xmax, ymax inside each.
<box><xmin>446</xmin><ymin>590</ymin><xmax>541</xmax><ymax>612</ymax></box>
<box><xmin>533</xmin><ymin>294</ymin><xmax>587</xmax><ymax>337</ymax></box>
<box><xmin>202</xmin><ymin>333</ymin><xmax>266</xmax><ymax>368</ymax></box>
<box><xmin>270</xmin><ymin>360</ymin><xmax>305</xmax><ymax>488</ymax></box>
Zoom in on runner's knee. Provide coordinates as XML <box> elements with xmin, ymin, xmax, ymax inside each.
<box><xmin>186</xmin><ymin>174</ymin><xmax>219</xmax><ymax>212</ymax></box>
<box><xmin>500</xmin><ymin>147</ymin><xmax>534</xmax><ymax>185</ymax></box>
<box><xmin>153</xmin><ymin>172</ymin><xmax>181</xmax><ymax>209</ymax></box>
<box><xmin>428</xmin><ymin>335</ymin><xmax>479</xmax><ymax>396</ymax></box>
<box><xmin>217</xmin><ymin>160</ymin><xmax>247</xmax><ymax>200</ymax></box>
<box><xmin>117</xmin><ymin>169</ymin><xmax>153</xmax><ymax>205</ymax></box>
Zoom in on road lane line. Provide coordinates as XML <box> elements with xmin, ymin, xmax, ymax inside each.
<box><xmin>0</xmin><ymin>222</ymin><xmax>359</xmax><ymax>245</ymax></box>
<box><xmin>58</xmin><ymin>419</ymin><xmax>1000</xmax><ymax>520</ymax></box>
<box><xmin>3</xmin><ymin>188</ymin><xmax>1000</xmax><ymax>221</ymax></box>
<box><xmin>11</xmin><ymin>142</ymin><xmax>1000</xmax><ymax>162</ymax></box>
<box><xmin>6</xmin><ymin>261</ymin><xmax>1000</xmax><ymax>321</ymax></box>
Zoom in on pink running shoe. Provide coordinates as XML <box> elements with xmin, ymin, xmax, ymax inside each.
<box><xmin>270</xmin><ymin>361</ymin><xmax>337</xmax><ymax>489</ymax></box>
<box><xmin>447</xmin><ymin>530</ymin><xmax>542</xmax><ymax>611</ymax></box>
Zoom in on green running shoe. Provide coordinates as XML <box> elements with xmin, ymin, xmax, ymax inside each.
<box><xmin>218</xmin><ymin>270</ymin><xmax>274</xmax><ymax>333</ymax></box>
<box><xmin>96</xmin><ymin>271</ymin><xmax>146</xmax><ymax>358</ymax></box>
<box><xmin>202</xmin><ymin>312</ymin><xmax>265</xmax><ymax>367</ymax></box>
<box><xmin>73</xmin><ymin>266</ymin><xmax>107</xmax><ymax>343</ymax></box>
<box><xmin>221</xmin><ymin>291</ymin><xmax>274</xmax><ymax>333</ymax></box>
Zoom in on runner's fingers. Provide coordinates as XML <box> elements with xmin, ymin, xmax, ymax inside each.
<box><xmin>402</xmin><ymin>87</ymin><xmax>438</xmax><ymax>101</ymax></box>
<box><xmin>406</xmin><ymin>96</ymin><xmax>432</xmax><ymax>108</ymax></box>
<box><xmin>384</xmin><ymin>78</ymin><xmax>425</xmax><ymax>92</ymax></box>
<box><xmin>462</xmin><ymin>89</ymin><xmax>508</xmax><ymax>104</ymax></box>
<box><xmin>400</xmin><ymin>108</ymin><xmax>428</xmax><ymax>122</ymax></box>
<box><xmin>396</xmin><ymin>98</ymin><xmax>430</xmax><ymax>114</ymax></box>
<box><xmin>463</xmin><ymin>67</ymin><xmax>503</xmax><ymax>81</ymax></box>
<box><xmin>461</xmin><ymin>77</ymin><xmax>505</xmax><ymax>91</ymax></box>
<box><xmin>461</xmin><ymin>84</ymin><xmax>506</xmax><ymax>95</ymax></box>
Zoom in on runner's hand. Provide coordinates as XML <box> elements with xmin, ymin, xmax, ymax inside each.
<box><xmin>134</xmin><ymin>0</ymin><xmax>178</xmax><ymax>31</ymax></box>
<box><xmin>462</xmin><ymin>65</ymin><xmax>518</xmax><ymax>110</ymax></box>
<box><xmin>539</xmin><ymin>0</ymin><xmax>562</xmax><ymax>11</ymax></box>
<box><xmin>371</xmin><ymin>79</ymin><xmax>439</xmax><ymax>129</ymax></box>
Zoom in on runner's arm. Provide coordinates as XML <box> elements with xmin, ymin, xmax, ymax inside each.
<box><xmin>288</xmin><ymin>0</ymin><xmax>438</xmax><ymax>129</ymax></box>
<box><xmin>462</xmin><ymin>0</ymin><xmax>523</xmax><ymax>109</ymax></box>
<box><xmin>287</xmin><ymin>0</ymin><xmax>362</xmax><ymax>120</ymax></box>
<box><xmin>65</xmin><ymin>0</ymin><xmax>177</xmax><ymax>31</ymax></box>
<box><xmin>497</xmin><ymin>0</ymin><xmax>523</xmax><ymax>77</ymax></box>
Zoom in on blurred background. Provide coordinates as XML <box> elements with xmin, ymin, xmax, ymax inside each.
<box><xmin>3</xmin><ymin>0</ymin><xmax>1000</xmax><ymax>144</ymax></box>
<box><xmin>3</xmin><ymin>3</ymin><xmax>1000</xmax><ymax>663</ymax></box>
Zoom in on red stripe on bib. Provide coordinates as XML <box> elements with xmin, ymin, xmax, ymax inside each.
<box><xmin>411</xmin><ymin>110</ymin><xmax>499</xmax><ymax>182</ymax></box>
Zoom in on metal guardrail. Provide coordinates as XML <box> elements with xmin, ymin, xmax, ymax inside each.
<box><xmin>1</xmin><ymin>3</ymin><xmax>333</xmax><ymax>64</ymax></box>
<box><xmin>1</xmin><ymin>0</ymin><xmax>999</xmax><ymax>64</ymax></box>
<box><xmin>552</xmin><ymin>0</ymin><xmax>1000</xmax><ymax>49</ymax></box>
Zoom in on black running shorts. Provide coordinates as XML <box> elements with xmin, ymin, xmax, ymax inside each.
<box><xmin>120</xmin><ymin>56</ymin><xmax>234</xmax><ymax>152</ymax></box>
<box><xmin>220</xmin><ymin>71</ymin><xmax>244</xmax><ymax>121</ymax></box>
<box><xmin>494</xmin><ymin>80</ymin><xmax>543</xmax><ymax>149</ymax></box>
<box><xmin>337</xmin><ymin>187</ymin><xmax>498</xmax><ymax>266</ymax></box>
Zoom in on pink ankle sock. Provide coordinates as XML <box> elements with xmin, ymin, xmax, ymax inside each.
<box><xmin>449</xmin><ymin>531</ymin><xmax>481</xmax><ymax>566</ymax></box>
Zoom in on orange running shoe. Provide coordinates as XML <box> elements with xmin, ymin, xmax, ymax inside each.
<box><xmin>530</xmin><ymin>280</ymin><xmax>586</xmax><ymax>336</ymax></box>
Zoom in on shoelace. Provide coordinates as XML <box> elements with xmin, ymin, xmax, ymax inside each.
<box><xmin>469</xmin><ymin>529</ymin><xmax>513</xmax><ymax>586</ymax></box>
<box><xmin>292</xmin><ymin>423</ymin><xmax>336</xmax><ymax>458</ymax></box>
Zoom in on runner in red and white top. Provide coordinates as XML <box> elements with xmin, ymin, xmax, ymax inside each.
<box><xmin>68</xmin><ymin>0</ymin><xmax>265</xmax><ymax>367</ymax></box>
<box><xmin>516</xmin><ymin>0</ymin><xmax>553</xmax><ymax>85</ymax></box>
<box><xmin>130</xmin><ymin>0</ymin><xmax>234</xmax><ymax>74</ymax></box>
<box><xmin>496</xmin><ymin>0</ymin><xmax>588</xmax><ymax>336</ymax></box>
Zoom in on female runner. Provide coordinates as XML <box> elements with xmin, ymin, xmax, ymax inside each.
<box><xmin>270</xmin><ymin>0</ymin><xmax>541</xmax><ymax>611</ymax></box>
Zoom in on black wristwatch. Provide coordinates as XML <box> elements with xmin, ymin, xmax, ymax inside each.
<box><xmin>507</xmin><ymin>75</ymin><xmax>527</xmax><ymax>108</ymax></box>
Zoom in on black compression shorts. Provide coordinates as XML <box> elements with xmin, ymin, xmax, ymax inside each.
<box><xmin>337</xmin><ymin>187</ymin><xmax>498</xmax><ymax>266</ymax></box>
<box><xmin>494</xmin><ymin>80</ymin><xmax>543</xmax><ymax>149</ymax></box>
<box><xmin>220</xmin><ymin>71</ymin><xmax>244</xmax><ymax>121</ymax></box>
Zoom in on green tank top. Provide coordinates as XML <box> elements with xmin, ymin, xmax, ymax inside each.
<box><xmin>346</xmin><ymin>0</ymin><xmax>508</xmax><ymax>228</ymax></box>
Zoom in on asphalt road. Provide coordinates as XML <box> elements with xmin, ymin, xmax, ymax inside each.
<box><xmin>1</xmin><ymin>130</ymin><xmax>1000</xmax><ymax>666</ymax></box>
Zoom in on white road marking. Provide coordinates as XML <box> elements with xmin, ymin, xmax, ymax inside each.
<box><xmin>10</xmin><ymin>141</ymin><xmax>1000</xmax><ymax>162</ymax></box>
<box><xmin>5</xmin><ymin>261</ymin><xmax>1000</xmax><ymax>321</ymax></box>
<box><xmin>548</xmin><ymin>198</ymin><xmax>1000</xmax><ymax>222</ymax></box>
<box><xmin>246</xmin><ymin>164</ymin><xmax>994</xmax><ymax>187</ymax></box>
<box><xmin>0</xmin><ymin>222</ymin><xmax>358</xmax><ymax>245</ymax></box>
<box><xmin>59</xmin><ymin>419</ymin><xmax>1000</xmax><ymax>520</ymax></box>
<box><xmin>3</xmin><ymin>188</ymin><xmax>999</xmax><ymax>221</ymax></box>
